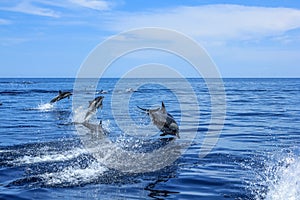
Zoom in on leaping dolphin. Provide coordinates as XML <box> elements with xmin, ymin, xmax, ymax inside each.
<box><xmin>84</xmin><ymin>96</ymin><xmax>104</xmax><ymax>121</ymax></box>
<box><xmin>137</xmin><ymin>102</ymin><xmax>180</xmax><ymax>138</ymax></box>
<box><xmin>50</xmin><ymin>90</ymin><xmax>72</xmax><ymax>104</ymax></box>
<box><xmin>82</xmin><ymin>121</ymin><xmax>108</xmax><ymax>136</ymax></box>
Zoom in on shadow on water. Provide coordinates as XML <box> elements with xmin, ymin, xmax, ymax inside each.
<box><xmin>144</xmin><ymin>169</ymin><xmax>179</xmax><ymax>200</ymax></box>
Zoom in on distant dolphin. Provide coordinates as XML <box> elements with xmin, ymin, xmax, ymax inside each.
<box><xmin>84</xmin><ymin>96</ymin><xmax>104</xmax><ymax>121</ymax></box>
<box><xmin>125</xmin><ymin>88</ymin><xmax>136</xmax><ymax>93</ymax></box>
<box><xmin>137</xmin><ymin>102</ymin><xmax>180</xmax><ymax>138</ymax></box>
<box><xmin>50</xmin><ymin>90</ymin><xmax>72</xmax><ymax>104</ymax></box>
<box><xmin>97</xmin><ymin>89</ymin><xmax>108</xmax><ymax>94</ymax></box>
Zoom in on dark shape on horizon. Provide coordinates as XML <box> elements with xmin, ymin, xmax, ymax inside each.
<box><xmin>125</xmin><ymin>88</ymin><xmax>137</xmax><ymax>93</ymax></box>
<box><xmin>137</xmin><ymin>102</ymin><xmax>180</xmax><ymax>138</ymax></box>
<box><xmin>97</xmin><ymin>89</ymin><xmax>108</xmax><ymax>94</ymax></box>
<box><xmin>50</xmin><ymin>90</ymin><xmax>72</xmax><ymax>104</ymax></box>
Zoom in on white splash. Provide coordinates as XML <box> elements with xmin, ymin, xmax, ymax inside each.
<box><xmin>101</xmin><ymin>119</ymin><xmax>111</xmax><ymax>132</ymax></box>
<box><xmin>37</xmin><ymin>103</ymin><xmax>54</xmax><ymax>111</ymax></box>
<box><xmin>248</xmin><ymin>151</ymin><xmax>300</xmax><ymax>200</ymax></box>
<box><xmin>13</xmin><ymin>148</ymin><xmax>87</xmax><ymax>165</ymax></box>
<box><xmin>0</xmin><ymin>149</ymin><xmax>11</xmax><ymax>153</ymax></box>
<box><xmin>41</xmin><ymin>161</ymin><xmax>108</xmax><ymax>186</ymax></box>
<box><xmin>73</xmin><ymin>106</ymin><xmax>87</xmax><ymax>123</ymax></box>
<box><xmin>265</xmin><ymin>156</ymin><xmax>300</xmax><ymax>200</ymax></box>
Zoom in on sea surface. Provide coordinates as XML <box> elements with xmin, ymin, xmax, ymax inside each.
<box><xmin>0</xmin><ymin>78</ymin><xmax>299</xmax><ymax>200</ymax></box>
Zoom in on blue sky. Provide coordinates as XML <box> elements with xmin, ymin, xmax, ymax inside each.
<box><xmin>1</xmin><ymin>0</ymin><xmax>300</xmax><ymax>77</ymax></box>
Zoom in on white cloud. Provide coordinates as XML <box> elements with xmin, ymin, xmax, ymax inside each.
<box><xmin>0</xmin><ymin>0</ymin><xmax>111</xmax><ymax>18</ymax></box>
<box><xmin>69</xmin><ymin>0</ymin><xmax>111</xmax><ymax>11</ymax></box>
<box><xmin>0</xmin><ymin>1</ymin><xmax>60</xmax><ymax>17</ymax></box>
<box><xmin>106</xmin><ymin>4</ymin><xmax>300</xmax><ymax>42</ymax></box>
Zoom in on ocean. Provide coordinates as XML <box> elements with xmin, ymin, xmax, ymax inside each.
<box><xmin>0</xmin><ymin>78</ymin><xmax>299</xmax><ymax>200</ymax></box>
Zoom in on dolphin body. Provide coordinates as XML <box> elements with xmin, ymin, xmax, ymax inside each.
<box><xmin>50</xmin><ymin>90</ymin><xmax>72</xmax><ymax>103</ymax></box>
<box><xmin>137</xmin><ymin>102</ymin><xmax>180</xmax><ymax>138</ymax></box>
<box><xmin>81</xmin><ymin>121</ymin><xmax>108</xmax><ymax>136</ymax></box>
<box><xmin>84</xmin><ymin>96</ymin><xmax>104</xmax><ymax>121</ymax></box>
<box><xmin>73</xmin><ymin>121</ymin><xmax>108</xmax><ymax>142</ymax></box>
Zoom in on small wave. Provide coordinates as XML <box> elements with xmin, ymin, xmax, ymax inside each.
<box><xmin>0</xmin><ymin>89</ymin><xmax>59</xmax><ymax>96</ymax></box>
<box><xmin>0</xmin><ymin>90</ymin><xmax>27</xmax><ymax>95</ymax></box>
<box><xmin>0</xmin><ymin>80</ymin><xmax>36</xmax><ymax>85</ymax></box>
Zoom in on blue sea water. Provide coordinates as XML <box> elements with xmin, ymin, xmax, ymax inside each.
<box><xmin>0</xmin><ymin>78</ymin><xmax>299</xmax><ymax>200</ymax></box>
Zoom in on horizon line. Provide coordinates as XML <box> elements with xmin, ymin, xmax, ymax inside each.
<box><xmin>0</xmin><ymin>76</ymin><xmax>300</xmax><ymax>79</ymax></box>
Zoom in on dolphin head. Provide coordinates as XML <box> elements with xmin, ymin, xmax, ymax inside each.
<box><xmin>88</xmin><ymin>96</ymin><xmax>104</xmax><ymax>109</ymax></box>
<box><xmin>169</xmin><ymin>122</ymin><xmax>180</xmax><ymax>138</ymax></box>
<box><xmin>96</xmin><ymin>96</ymin><xmax>104</xmax><ymax>109</ymax></box>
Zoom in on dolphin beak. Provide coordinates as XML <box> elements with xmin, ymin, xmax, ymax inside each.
<box><xmin>170</xmin><ymin>123</ymin><xmax>180</xmax><ymax>138</ymax></box>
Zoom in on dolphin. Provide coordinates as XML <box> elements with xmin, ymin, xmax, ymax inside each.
<box><xmin>50</xmin><ymin>90</ymin><xmax>72</xmax><ymax>104</ymax></box>
<box><xmin>137</xmin><ymin>102</ymin><xmax>180</xmax><ymax>138</ymax></box>
<box><xmin>84</xmin><ymin>96</ymin><xmax>104</xmax><ymax>121</ymax></box>
<box><xmin>82</xmin><ymin>121</ymin><xmax>108</xmax><ymax>136</ymax></box>
<box><xmin>97</xmin><ymin>89</ymin><xmax>108</xmax><ymax>94</ymax></box>
<box><xmin>73</xmin><ymin>121</ymin><xmax>108</xmax><ymax>140</ymax></box>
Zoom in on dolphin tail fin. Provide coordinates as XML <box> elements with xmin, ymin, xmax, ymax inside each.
<box><xmin>137</xmin><ymin>105</ymin><xmax>160</xmax><ymax>114</ymax></box>
<box><xmin>137</xmin><ymin>106</ymin><xmax>149</xmax><ymax>112</ymax></box>
<box><xmin>161</xmin><ymin>101</ymin><xmax>166</xmax><ymax>113</ymax></box>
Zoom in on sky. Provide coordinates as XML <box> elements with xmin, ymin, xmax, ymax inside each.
<box><xmin>1</xmin><ymin>0</ymin><xmax>300</xmax><ymax>78</ymax></box>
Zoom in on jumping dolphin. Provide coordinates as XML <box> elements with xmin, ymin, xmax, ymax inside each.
<box><xmin>50</xmin><ymin>90</ymin><xmax>72</xmax><ymax>104</ymax></box>
<box><xmin>84</xmin><ymin>96</ymin><xmax>104</xmax><ymax>121</ymax></box>
<box><xmin>82</xmin><ymin>121</ymin><xmax>108</xmax><ymax>136</ymax></box>
<box><xmin>137</xmin><ymin>102</ymin><xmax>180</xmax><ymax>138</ymax></box>
<box><xmin>73</xmin><ymin>121</ymin><xmax>108</xmax><ymax>140</ymax></box>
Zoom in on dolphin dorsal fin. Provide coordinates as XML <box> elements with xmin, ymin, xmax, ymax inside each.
<box><xmin>161</xmin><ymin>102</ymin><xmax>166</xmax><ymax>113</ymax></box>
<box><xmin>59</xmin><ymin>90</ymin><xmax>62</xmax><ymax>95</ymax></box>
